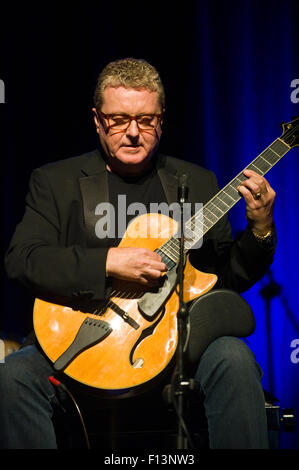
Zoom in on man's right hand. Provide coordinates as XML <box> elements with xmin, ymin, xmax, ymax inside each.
<box><xmin>106</xmin><ymin>247</ymin><xmax>167</xmax><ymax>286</ymax></box>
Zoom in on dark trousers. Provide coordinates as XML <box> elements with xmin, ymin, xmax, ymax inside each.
<box><xmin>0</xmin><ymin>336</ymin><xmax>269</xmax><ymax>449</ymax></box>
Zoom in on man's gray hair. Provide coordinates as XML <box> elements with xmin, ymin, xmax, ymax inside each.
<box><xmin>93</xmin><ymin>58</ymin><xmax>165</xmax><ymax>111</ymax></box>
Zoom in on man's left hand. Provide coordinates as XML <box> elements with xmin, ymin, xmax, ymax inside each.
<box><xmin>237</xmin><ymin>169</ymin><xmax>276</xmax><ymax>236</ymax></box>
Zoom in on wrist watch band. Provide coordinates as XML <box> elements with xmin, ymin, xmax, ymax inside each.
<box><xmin>252</xmin><ymin>228</ymin><xmax>274</xmax><ymax>244</ymax></box>
<box><xmin>252</xmin><ymin>228</ymin><xmax>272</xmax><ymax>240</ymax></box>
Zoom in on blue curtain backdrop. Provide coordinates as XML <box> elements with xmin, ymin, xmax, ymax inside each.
<box><xmin>1</xmin><ymin>0</ymin><xmax>298</xmax><ymax>448</ymax></box>
<box><xmin>187</xmin><ymin>1</ymin><xmax>299</xmax><ymax>449</ymax></box>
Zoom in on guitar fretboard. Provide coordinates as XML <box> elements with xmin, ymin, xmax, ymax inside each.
<box><xmin>159</xmin><ymin>137</ymin><xmax>290</xmax><ymax>264</ymax></box>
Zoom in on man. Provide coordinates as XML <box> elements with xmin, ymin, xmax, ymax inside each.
<box><xmin>1</xmin><ymin>58</ymin><xmax>276</xmax><ymax>449</ymax></box>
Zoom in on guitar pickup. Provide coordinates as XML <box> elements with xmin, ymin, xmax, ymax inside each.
<box><xmin>138</xmin><ymin>265</ymin><xmax>178</xmax><ymax>318</ymax></box>
<box><xmin>53</xmin><ymin>317</ymin><xmax>112</xmax><ymax>371</ymax></box>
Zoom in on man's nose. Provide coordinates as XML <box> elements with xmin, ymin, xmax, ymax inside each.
<box><xmin>126</xmin><ymin>119</ymin><xmax>140</xmax><ymax>138</ymax></box>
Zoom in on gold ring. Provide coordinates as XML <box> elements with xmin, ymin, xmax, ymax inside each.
<box><xmin>254</xmin><ymin>192</ymin><xmax>262</xmax><ymax>200</ymax></box>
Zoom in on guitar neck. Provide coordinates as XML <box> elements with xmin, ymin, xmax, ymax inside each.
<box><xmin>198</xmin><ymin>137</ymin><xmax>290</xmax><ymax>240</ymax></box>
<box><xmin>160</xmin><ymin>137</ymin><xmax>290</xmax><ymax>263</ymax></box>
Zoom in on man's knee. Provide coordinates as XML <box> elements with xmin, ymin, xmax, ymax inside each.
<box><xmin>195</xmin><ymin>336</ymin><xmax>263</xmax><ymax>389</ymax></box>
<box><xmin>213</xmin><ymin>336</ymin><xmax>260</xmax><ymax>372</ymax></box>
<box><xmin>0</xmin><ymin>345</ymin><xmax>54</xmax><ymax>399</ymax></box>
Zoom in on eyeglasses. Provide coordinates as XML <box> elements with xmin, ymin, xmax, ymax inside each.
<box><xmin>97</xmin><ymin>111</ymin><xmax>163</xmax><ymax>133</ymax></box>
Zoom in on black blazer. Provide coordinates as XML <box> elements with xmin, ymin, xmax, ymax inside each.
<box><xmin>5</xmin><ymin>148</ymin><xmax>275</xmax><ymax>303</ymax></box>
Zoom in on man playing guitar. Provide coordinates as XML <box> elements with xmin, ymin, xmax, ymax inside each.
<box><xmin>1</xmin><ymin>58</ymin><xmax>277</xmax><ymax>449</ymax></box>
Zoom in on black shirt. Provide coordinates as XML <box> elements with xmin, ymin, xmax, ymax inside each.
<box><xmin>107</xmin><ymin>167</ymin><xmax>167</xmax><ymax>247</ymax></box>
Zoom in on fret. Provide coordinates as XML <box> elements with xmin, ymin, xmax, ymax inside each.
<box><xmin>185</xmin><ymin>212</ymin><xmax>204</xmax><ymax>247</ymax></box>
<box><xmin>215</xmin><ymin>194</ymin><xmax>233</xmax><ymax>208</ymax></box>
<box><xmin>191</xmin><ymin>218</ymin><xmax>204</xmax><ymax>234</ymax></box>
<box><xmin>188</xmin><ymin>218</ymin><xmax>196</xmax><ymax>232</ymax></box>
<box><xmin>229</xmin><ymin>185</ymin><xmax>241</xmax><ymax>197</ymax></box>
<box><xmin>248</xmin><ymin>162</ymin><xmax>264</xmax><ymax>174</ymax></box>
<box><xmin>213</xmin><ymin>196</ymin><xmax>231</xmax><ymax>212</ymax></box>
<box><xmin>247</xmin><ymin>139</ymin><xmax>288</xmax><ymax>178</ymax></box>
<box><xmin>186</xmin><ymin>210</ymin><xmax>203</xmax><ymax>227</ymax></box>
<box><xmin>184</xmin><ymin>228</ymin><xmax>197</xmax><ymax>242</ymax></box>
<box><xmin>258</xmin><ymin>156</ymin><xmax>272</xmax><ymax>169</ymax></box>
<box><xmin>171</xmin><ymin>239</ymin><xmax>181</xmax><ymax>254</ymax></box>
<box><xmin>264</xmin><ymin>150</ymin><xmax>279</xmax><ymax>165</ymax></box>
<box><xmin>260</xmin><ymin>151</ymin><xmax>274</xmax><ymax>163</ymax></box>
<box><xmin>155</xmin><ymin>247</ymin><xmax>177</xmax><ymax>268</ymax></box>
<box><xmin>202</xmin><ymin>210</ymin><xmax>215</xmax><ymax>225</ymax></box>
<box><xmin>188</xmin><ymin>219</ymin><xmax>200</xmax><ymax>233</ymax></box>
<box><xmin>202</xmin><ymin>212</ymin><xmax>218</xmax><ymax>227</ymax></box>
<box><xmin>234</xmin><ymin>175</ymin><xmax>247</xmax><ymax>185</ymax></box>
<box><xmin>206</xmin><ymin>200</ymin><xmax>225</xmax><ymax>218</ymax></box>
<box><xmin>203</xmin><ymin>220</ymin><xmax>213</xmax><ymax>233</ymax></box>
<box><xmin>184</xmin><ymin>220</ymin><xmax>198</xmax><ymax>234</ymax></box>
<box><xmin>269</xmin><ymin>139</ymin><xmax>288</xmax><ymax>156</ymax></box>
<box><xmin>258</xmin><ymin>151</ymin><xmax>279</xmax><ymax>167</ymax></box>
<box><xmin>266</xmin><ymin>148</ymin><xmax>280</xmax><ymax>160</ymax></box>
<box><xmin>274</xmin><ymin>138</ymin><xmax>290</xmax><ymax>152</ymax></box>
<box><xmin>209</xmin><ymin>198</ymin><xmax>227</xmax><ymax>213</ymax></box>
<box><xmin>222</xmin><ymin>188</ymin><xmax>237</xmax><ymax>202</ymax></box>
<box><xmin>160</xmin><ymin>241</ymin><xmax>178</xmax><ymax>262</ymax></box>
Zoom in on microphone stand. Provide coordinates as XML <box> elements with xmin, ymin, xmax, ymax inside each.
<box><xmin>260</xmin><ymin>270</ymin><xmax>299</xmax><ymax>394</ymax></box>
<box><xmin>174</xmin><ymin>175</ymin><xmax>193</xmax><ymax>449</ymax></box>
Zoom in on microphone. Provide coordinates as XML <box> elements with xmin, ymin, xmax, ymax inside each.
<box><xmin>178</xmin><ymin>174</ymin><xmax>189</xmax><ymax>204</ymax></box>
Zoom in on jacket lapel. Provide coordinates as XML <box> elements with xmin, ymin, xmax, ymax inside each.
<box><xmin>157</xmin><ymin>167</ymin><xmax>179</xmax><ymax>205</ymax></box>
<box><xmin>79</xmin><ymin>149</ymin><xmax>111</xmax><ymax>247</ymax></box>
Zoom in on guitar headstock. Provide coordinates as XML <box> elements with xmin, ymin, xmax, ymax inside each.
<box><xmin>280</xmin><ymin>116</ymin><xmax>299</xmax><ymax>148</ymax></box>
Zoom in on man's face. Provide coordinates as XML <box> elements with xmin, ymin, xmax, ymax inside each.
<box><xmin>93</xmin><ymin>86</ymin><xmax>163</xmax><ymax>175</ymax></box>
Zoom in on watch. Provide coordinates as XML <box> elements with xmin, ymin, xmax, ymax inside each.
<box><xmin>252</xmin><ymin>228</ymin><xmax>274</xmax><ymax>244</ymax></box>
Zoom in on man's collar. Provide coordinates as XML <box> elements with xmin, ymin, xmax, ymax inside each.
<box><xmin>80</xmin><ymin>148</ymin><xmax>107</xmax><ymax>176</ymax></box>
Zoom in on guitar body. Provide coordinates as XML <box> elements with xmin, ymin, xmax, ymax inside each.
<box><xmin>34</xmin><ymin>213</ymin><xmax>217</xmax><ymax>392</ymax></box>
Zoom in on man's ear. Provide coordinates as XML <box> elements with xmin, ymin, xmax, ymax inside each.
<box><xmin>92</xmin><ymin>108</ymin><xmax>100</xmax><ymax>131</ymax></box>
<box><xmin>160</xmin><ymin>108</ymin><xmax>165</xmax><ymax>127</ymax></box>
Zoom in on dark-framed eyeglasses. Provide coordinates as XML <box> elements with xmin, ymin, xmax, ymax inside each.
<box><xmin>97</xmin><ymin>111</ymin><xmax>163</xmax><ymax>133</ymax></box>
